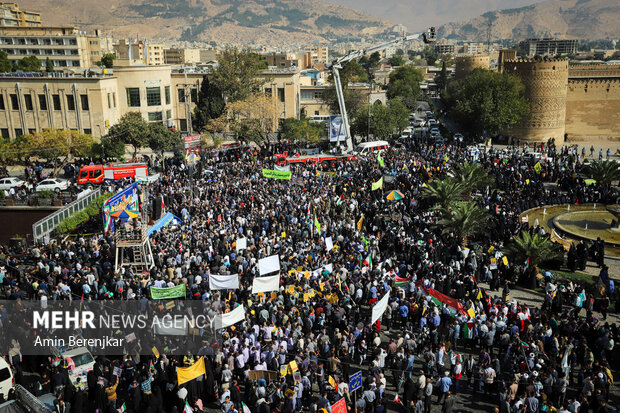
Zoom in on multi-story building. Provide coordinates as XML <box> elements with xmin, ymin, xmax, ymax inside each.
<box><xmin>0</xmin><ymin>26</ymin><xmax>113</xmax><ymax>70</ymax></box>
<box><xmin>519</xmin><ymin>38</ymin><xmax>578</xmax><ymax>57</ymax></box>
<box><xmin>310</xmin><ymin>44</ymin><xmax>328</xmax><ymax>64</ymax></box>
<box><xmin>114</xmin><ymin>40</ymin><xmax>166</xmax><ymax>66</ymax></box>
<box><xmin>164</xmin><ymin>48</ymin><xmax>201</xmax><ymax>65</ymax></box>
<box><xmin>0</xmin><ymin>3</ymin><xmax>40</xmax><ymax>27</ymax></box>
<box><xmin>434</xmin><ymin>43</ymin><xmax>455</xmax><ymax>55</ymax></box>
<box><xmin>263</xmin><ymin>52</ymin><xmax>311</xmax><ymax>70</ymax></box>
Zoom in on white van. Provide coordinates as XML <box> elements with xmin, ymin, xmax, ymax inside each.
<box><xmin>0</xmin><ymin>357</ymin><xmax>14</xmax><ymax>399</ymax></box>
<box><xmin>52</xmin><ymin>346</ymin><xmax>95</xmax><ymax>390</ymax></box>
<box><xmin>354</xmin><ymin>141</ymin><xmax>389</xmax><ymax>155</ymax></box>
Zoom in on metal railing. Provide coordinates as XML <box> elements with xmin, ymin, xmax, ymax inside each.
<box><xmin>32</xmin><ymin>187</ymin><xmax>101</xmax><ymax>242</ymax></box>
<box><xmin>14</xmin><ymin>384</ymin><xmax>54</xmax><ymax>413</ymax></box>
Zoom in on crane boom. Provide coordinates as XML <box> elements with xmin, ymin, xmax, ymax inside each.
<box><xmin>331</xmin><ymin>27</ymin><xmax>436</xmax><ymax>153</ymax></box>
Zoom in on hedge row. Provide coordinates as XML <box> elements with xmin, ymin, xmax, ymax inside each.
<box><xmin>56</xmin><ymin>192</ymin><xmax>112</xmax><ymax>234</ymax></box>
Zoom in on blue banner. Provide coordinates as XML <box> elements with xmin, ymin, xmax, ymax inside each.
<box><xmin>148</xmin><ymin>212</ymin><xmax>182</xmax><ymax>237</ymax></box>
<box><xmin>102</xmin><ymin>183</ymin><xmax>140</xmax><ymax>233</ymax></box>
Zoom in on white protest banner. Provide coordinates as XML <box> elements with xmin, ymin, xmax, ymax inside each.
<box><xmin>311</xmin><ymin>263</ymin><xmax>333</xmax><ymax>277</ymax></box>
<box><xmin>252</xmin><ymin>274</ymin><xmax>281</xmax><ymax>294</ymax></box>
<box><xmin>325</xmin><ymin>237</ymin><xmax>334</xmax><ymax>251</ymax></box>
<box><xmin>371</xmin><ymin>291</ymin><xmax>391</xmax><ymax>324</ymax></box>
<box><xmin>209</xmin><ymin>274</ymin><xmax>240</xmax><ymax>290</ymax></box>
<box><xmin>215</xmin><ymin>305</ymin><xmax>246</xmax><ymax>329</ymax></box>
<box><xmin>259</xmin><ymin>255</ymin><xmax>280</xmax><ymax>276</ymax></box>
<box><xmin>236</xmin><ymin>238</ymin><xmax>247</xmax><ymax>252</ymax></box>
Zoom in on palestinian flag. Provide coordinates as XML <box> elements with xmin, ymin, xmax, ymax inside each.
<box><xmin>422</xmin><ymin>288</ymin><xmax>466</xmax><ymax>317</ymax></box>
<box><xmin>463</xmin><ymin>322</ymin><xmax>475</xmax><ymax>339</ymax></box>
<box><xmin>395</xmin><ymin>275</ymin><xmax>411</xmax><ymax>288</ymax></box>
<box><xmin>524</xmin><ymin>257</ymin><xmax>530</xmax><ymax>270</ymax></box>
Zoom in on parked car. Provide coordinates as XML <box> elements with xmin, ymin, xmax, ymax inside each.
<box><xmin>0</xmin><ymin>357</ymin><xmax>14</xmax><ymax>400</ymax></box>
<box><xmin>430</xmin><ymin>127</ymin><xmax>440</xmax><ymax>136</ymax></box>
<box><xmin>0</xmin><ymin>177</ymin><xmax>32</xmax><ymax>191</ymax></box>
<box><xmin>35</xmin><ymin>178</ymin><xmax>70</xmax><ymax>193</ymax></box>
<box><xmin>453</xmin><ymin>133</ymin><xmax>464</xmax><ymax>142</ymax></box>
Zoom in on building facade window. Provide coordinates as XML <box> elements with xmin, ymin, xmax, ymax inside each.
<box><xmin>38</xmin><ymin>94</ymin><xmax>46</xmax><ymax>110</ymax></box>
<box><xmin>179</xmin><ymin>119</ymin><xmax>187</xmax><ymax>131</ymax></box>
<box><xmin>0</xmin><ymin>95</ymin><xmax>5</xmax><ymax>110</ymax></box>
<box><xmin>148</xmin><ymin>111</ymin><xmax>163</xmax><ymax>121</ymax></box>
<box><xmin>165</xmin><ymin>86</ymin><xmax>170</xmax><ymax>105</ymax></box>
<box><xmin>0</xmin><ymin>129</ymin><xmax>8</xmax><ymax>139</ymax></box>
<box><xmin>177</xmin><ymin>88</ymin><xmax>185</xmax><ymax>103</ymax></box>
<box><xmin>146</xmin><ymin>87</ymin><xmax>161</xmax><ymax>106</ymax></box>
<box><xmin>84</xmin><ymin>128</ymin><xmax>91</xmax><ymax>135</ymax></box>
<box><xmin>14</xmin><ymin>128</ymin><xmax>22</xmax><ymax>137</ymax></box>
<box><xmin>24</xmin><ymin>94</ymin><xmax>32</xmax><ymax>110</ymax></box>
<box><xmin>190</xmin><ymin>88</ymin><xmax>197</xmax><ymax>103</ymax></box>
<box><xmin>80</xmin><ymin>94</ymin><xmax>89</xmax><ymax>111</ymax></box>
<box><xmin>165</xmin><ymin>109</ymin><xmax>171</xmax><ymax>119</ymax></box>
<box><xmin>107</xmin><ymin>93</ymin><xmax>111</xmax><ymax>109</ymax></box>
<box><xmin>52</xmin><ymin>94</ymin><xmax>61</xmax><ymax>110</ymax></box>
<box><xmin>10</xmin><ymin>94</ymin><xmax>18</xmax><ymax>110</ymax></box>
<box><xmin>126</xmin><ymin>88</ymin><xmax>140</xmax><ymax>107</ymax></box>
<box><xmin>66</xmin><ymin>95</ymin><xmax>75</xmax><ymax>111</ymax></box>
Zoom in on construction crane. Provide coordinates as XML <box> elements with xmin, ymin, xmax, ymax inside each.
<box><xmin>331</xmin><ymin>27</ymin><xmax>437</xmax><ymax>153</ymax></box>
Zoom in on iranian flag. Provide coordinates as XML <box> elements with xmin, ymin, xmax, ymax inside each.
<box><xmin>395</xmin><ymin>275</ymin><xmax>411</xmax><ymax>287</ymax></box>
<box><xmin>119</xmin><ymin>403</ymin><xmax>127</xmax><ymax>413</ymax></box>
<box><xmin>422</xmin><ymin>288</ymin><xmax>466</xmax><ymax>317</ymax></box>
<box><xmin>184</xmin><ymin>401</ymin><xmax>192</xmax><ymax>413</ymax></box>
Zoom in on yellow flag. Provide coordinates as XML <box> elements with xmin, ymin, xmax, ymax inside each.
<box><xmin>177</xmin><ymin>357</ymin><xmax>206</xmax><ymax>385</ymax></box>
<box><xmin>357</xmin><ymin>215</ymin><xmax>364</xmax><ymax>231</ymax></box>
<box><xmin>476</xmin><ymin>290</ymin><xmax>483</xmax><ymax>300</ymax></box>
<box><xmin>152</xmin><ymin>347</ymin><xmax>160</xmax><ymax>358</ymax></box>
<box><xmin>467</xmin><ymin>308</ymin><xmax>476</xmax><ymax>318</ymax></box>
<box><xmin>328</xmin><ymin>376</ymin><xmax>337</xmax><ymax>388</ymax></box>
<box><xmin>303</xmin><ymin>293</ymin><xmax>311</xmax><ymax>302</ymax></box>
<box><xmin>502</xmin><ymin>256</ymin><xmax>509</xmax><ymax>266</ymax></box>
<box><xmin>287</xmin><ymin>285</ymin><xmax>295</xmax><ymax>294</ymax></box>
<box><xmin>488</xmin><ymin>246</ymin><xmax>494</xmax><ymax>253</ymax></box>
<box><xmin>319</xmin><ymin>282</ymin><xmax>325</xmax><ymax>291</ymax></box>
<box><xmin>526</xmin><ymin>179</ymin><xmax>530</xmax><ymax>185</ymax></box>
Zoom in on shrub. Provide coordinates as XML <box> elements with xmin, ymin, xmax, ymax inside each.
<box><xmin>38</xmin><ymin>189</ymin><xmax>54</xmax><ymax>199</ymax></box>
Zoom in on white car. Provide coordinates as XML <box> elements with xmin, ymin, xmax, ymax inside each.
<box><xmin>0</xmin><ymin>177</ymin><xmax>31</xmax><ymax>191</ymax></box>
<box><xmin>430</xmin><ymin>127</ymin><xmax>440</xmax><ymax>136</ymax></box>
<box><xmin>0</xmin><ymin>357</ymin><xmax>13</xmax><ymax>400</ymax></box>
<box><xmin>35</xmin><ymin>178</ymin><xmax>69</xmax><ymax>192</ymax></box>
<box><xmin>453</xmin><ymin>133</ymin><xmax>464</xmax><ymax>142</ymax></box>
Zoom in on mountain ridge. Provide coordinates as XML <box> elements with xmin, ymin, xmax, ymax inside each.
<box><xmin>15</xmin><ymin>0</ymin><xmax>393</xmax><ymax>46</ymax></box>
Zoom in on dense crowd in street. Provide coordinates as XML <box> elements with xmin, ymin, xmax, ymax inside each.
<box><xmin>0</xmin><ymin>138</ymin><xmax>617</xmax><ymax>413</ymax></box>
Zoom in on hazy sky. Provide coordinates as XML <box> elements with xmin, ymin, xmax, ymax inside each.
<box><xmin>322</xmin><ymin>0</ymin><xmax>544</xmax><ymax>29</ymax></box>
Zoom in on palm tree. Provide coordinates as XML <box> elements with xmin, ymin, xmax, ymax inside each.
<box><xmin>505</xmin><ymin>232</ymin><xmax>564</xmax><ymax>289</ymax></box>
<box><xmin>582</xmin><ymin>160</ymin><xmax>620</xmax><ymax>186</ymax></box>
<box><xmin>437</xmin><ymin>201</ymin><xmax>490</xmax><ymax>246</ymax></box>
<box><xmin>454</xmin><ymin>162</ymin><xmax>495</xmax><ymax>197</ymax></box>
<box><xmin>422</xmin><ymin>177</ymin><xmax>466</xmax><ymax>210</ymax></box>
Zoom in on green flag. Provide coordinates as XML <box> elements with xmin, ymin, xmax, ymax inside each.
<box><xmin>314</xmin><ymin>214</ymin><xmax>321</xmax><ymax>236</ymax></box>
<box><xmin>377</xmin><ymin>152</ymin><xmax>385</xmax><ymax>168</ymax></box>
<box><xmin>371</xmin><ymin>177</ymin><xmax>383</xmax><ymax>191</ymax></box>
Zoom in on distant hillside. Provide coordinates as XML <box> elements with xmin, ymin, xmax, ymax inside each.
<box><xmin>16</xmin><ymin>0</ymin><xmax>393</xmax><ymax>46</ymax></box>
<box><xmin>439</xmin><ymin>0</ymin><xmax>620</xmax><ymax>41</ymax></box>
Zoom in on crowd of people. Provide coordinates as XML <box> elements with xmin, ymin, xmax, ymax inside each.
<box><xmin>0</xmin><ymin>138</ymin><xmax>617</xmax><ymax>413</ymax></box>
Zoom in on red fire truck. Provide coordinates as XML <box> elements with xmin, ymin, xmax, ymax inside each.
<box><xmin>77</xmin><ymin>163</ymin><xmax>148</xmax><ymax>185</ymax></box>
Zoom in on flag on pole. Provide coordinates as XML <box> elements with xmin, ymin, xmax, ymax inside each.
<box><xmin>377</xmin><ymin>152</ymin><xmax>385</xmax><ymax>168</ymax></box>
<box><xmin>314</xmin><ymin>214</ymin><xmax>321</xmax><ymax>236</ymax></box>
<box><xmin>393</xmin><ymin>394</ymin><xmax>400</xmax><ymax>403</ymax></box>
<box><xmin>357</xmin><ymin>215</ymin><xmax>364</xmax><ymax>231</ymax></box>
<box><xmin>534</xmin><ymin>162</ymin><xmax>541</xmax><ymax>174</ymax></box>
<box><xmin>328</xmin><ymin>375</ymin><xmax>337</xmax><ymax>389</ymax></box>
<box><xmin>336</xmin><ymin>194</ymin><xmax>344</xmax><ymax>206</ymax></box>
<box><xmin>119</xmin><ymin>403</ymin><xmax>127</xmax><ymax>413</ymax></box>
<box><xmin>161</xmin><ymin>194</ymin><xmax>166</xmax><ymax>214</ymax></box>
<box><xmin>463</xmin><ymin>322</ymin><xmax>475</xmax><ymax>339</ymax></box>
<box><xmin>363</xmin><ymin>252</ymin><xmax>372</xmax><ymax>268</ymax></box>
<box><xmin>184</xmin><ymin>401</ymin><xmax>192</xmax><ymax>413</ymax></box>
<box><xmin>371</xmin><ymin>177</ymin><xmax>383</xmax><ymax>191</ymax></box>
<box><xmin>524</xmin><ymin>257</ymin><xmax>530</xmax><ymax>270</ymax></box>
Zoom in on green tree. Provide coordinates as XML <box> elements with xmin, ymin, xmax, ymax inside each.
<box><xmin>23</xmin><ymin>129</ymin><xmax>95</xmax><ymax>176</ymax></box>
<box><xmin>437</xmin><ymin>201</ymin><xmax>491</xmax><ymax>245</ymax></box>
<box><xmin>93</xmin><ymin>138</ymin><xmax>125</xmax><ymax>160</ymax></box>
<box><xmin>0</xmin><ymin>51</ymin><xmax>11</xmax><ymax>73</ymax></box>
<box><xmin>212</xmin><ymin>47</ymin><xmax>266</xmax><ymax>103</ymax></box>
<box><xmin>193</xmin><ymin>76</ymin><xmax>225</xmax><ymax>133</ymax></box>
<box><xmin>321</xmin><ymin>85</ymin><xmax>366</xmax><ymax>115</ymax></box>
<box><xmin>455</xmin><ymin>162</ymin><xmax>495</xmax><ymax>196</ymax></box>
<box><xmin>100</xmin><ymin>53</ymin><xmax>116</xmax><ymax>68</ymax></box>
<box><xmin>148</xmin><ymin>122</ymin><xmax>181</xmax><ymax>158</ymax></box>
<box><xmin>505</xmin><ymin>232</ymin><xmax>564</xmax><ymax>288</ymax></box>
<box><xmin>421</xmin><ymin>46</ymin><xmax>438</xmax><ymax>66</ymax></box>
<box><xmin>280</xmin><ymin>117</ymin><xmax>324</xmax><ymax>143</ymax></box>
<box><xmin>14</xmin><ymin>55</ymin><xmax>41</xmax><ymax>72</ymax></box>
<box><xmin>387</xmin><ymin>65</ymin><xmax>424</xmax><ymax>110</ymax></box>
<box><xmin>422</xmin><ymin>177</ymin><xmax>466</xmax><ymax>210</ymax></box>
<box><xmin>436</xmin><ymin>60</ymin><xmax>448</xmax><ymax>91</ymax></box>
<box><xmin>582</xmin><ymin>160</ymin><xmax>620</xmax><ymax>186</ymax></box>
<box><xmin>107</xmin><ymin>112</ymin><xmax>149</xmax><ymax>159</ymax></box>
<box><xmin>388</xmin><ymin>97</ymin><xmax>409</xmax><ymax>136</ymax></box>
<box><xmin>388</xmin><ymin>54</ymin><xmax>405</xmax><ymax>67</ymax></box>
<box><xmin>369</xmin><ymin>103</ymin><xmax>393</xmax><ymax>140</ymax></box>
<box><xmin>45</xmin><ymin>57</ymin><xmax>54</xmax><ymax>73</ymax></box>
<box><xmin>351</xmin><ymin>104</ymin><xmax>370</xmax><ymax>139</ymax></box>
<box><xmin>449</xmin><ymin>69</ymin><xmax>529</xmax><ymax>137</ymax></box>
